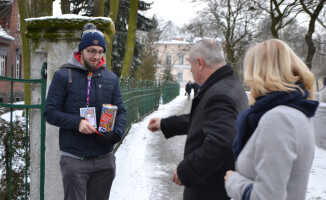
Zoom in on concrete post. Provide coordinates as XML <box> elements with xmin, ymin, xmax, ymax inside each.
<box><xmin>25</xmin><ymin>15</ymin><xmax>114</xmax><ymax>200</ymax></box>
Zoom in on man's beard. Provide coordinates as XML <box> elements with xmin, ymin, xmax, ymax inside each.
<box><xmin>82</xmin><ymin>56</ymin><xmax>99</xmax><ymax>72</ymax></box>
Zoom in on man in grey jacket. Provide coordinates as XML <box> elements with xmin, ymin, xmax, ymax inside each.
<box><xmin>148</xmin><ymin>39</ymin><xmax>248</xmax><ymax>200</ymax></box>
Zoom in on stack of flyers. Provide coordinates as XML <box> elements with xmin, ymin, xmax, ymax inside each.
<box><xmin>98</xmin><ymin>104</ymin><xmax>118</xmax><ymax>134</ymax></box>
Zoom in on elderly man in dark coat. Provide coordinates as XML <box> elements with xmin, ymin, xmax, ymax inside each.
<box><xmin>147</xmin><ymin>39</ymin><xmax>248</xmax><ymax>200</ymax></box>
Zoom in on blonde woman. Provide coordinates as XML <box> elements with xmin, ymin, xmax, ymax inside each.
<box><xmin>224</xmin><ymin>39</ymin><xmax>319</xmax><ymax>200</ymax></box>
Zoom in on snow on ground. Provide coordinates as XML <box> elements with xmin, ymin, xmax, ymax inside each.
<box><xmin>112</xmin><ymin>89</ymin><xmax>326</xmax><ymax>200</ymax></box>
<box><xmin>0</xmin><ymin>101</ymin><xmax>25</xmax><ymax>122</ymax></box>
<box><xmin>307</xmin><ymin>146</ymin><xmax>326</xmax><ymax>200</ymax></box>
<box><xmin>0</xmin><ymin>110</ymin><xmax>24</xmax><ymax>122</ymax></box>
<box><xmin>110</xmin><ymin>90</ymin><xmax>188</xmax><ymax>200</ymax></box>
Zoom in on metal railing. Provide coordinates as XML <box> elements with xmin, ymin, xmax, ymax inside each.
<box><xmin>119</xmin><ymin>77</ymin><xmax>179</xmax><ymax>138</ymax></box>
<box><xmin>162</xmin><ymin>81</ymin><xmax>180</xmax><ymax>104</ymax></box>
<box><xmin>0</xmin><ymin>63</ymin><xmax>47</xmax><ymax>200</ymax></box>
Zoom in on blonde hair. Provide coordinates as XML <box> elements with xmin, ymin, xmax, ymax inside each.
<box><xmin>244</xmin><ymin>39</ymin><xmax>315</xmax><ymax>104</ymax></box>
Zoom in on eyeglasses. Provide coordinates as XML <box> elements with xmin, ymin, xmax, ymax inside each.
<box><xmin>85</xmin><ymin>48</ymin><xmax>105</xmax><ymax>56</ymax></box>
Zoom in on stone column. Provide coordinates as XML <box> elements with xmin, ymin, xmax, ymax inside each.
<box><xmin>25</xmin><ymin>15</ymin><xmax>114</xmax><ymax>200</ymax></box>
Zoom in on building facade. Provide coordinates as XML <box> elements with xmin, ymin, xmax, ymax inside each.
<box><xmin>0</xmin><ymin>0</ymin><xmax>24</xmax><ymax>103</ymax></box>
<box><xmin>154</xmin><ymin>39</ymin><xmax>194</xmax><ymax>87</ymax></box>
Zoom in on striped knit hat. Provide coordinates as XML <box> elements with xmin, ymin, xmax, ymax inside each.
<box><xmin>78</xmin><ymin>23</ymin><xmax>106</xmax><ymax>52</ymax></box>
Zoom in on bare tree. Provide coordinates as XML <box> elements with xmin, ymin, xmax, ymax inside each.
<box><xmin>187</xmin><ymin>0</ymin><xmax>261</xmax><ymax>78</ymax></box>
<box><xmin>250</xmin><ymin>0</ymin><xmax>303</xmax><ymax>38</ymax></box>
<box><xmin>159</xmin><ymin>20</ymin><xmax>181</xmax><ymax>41</ymax></box>
<box><xmin>299</xmin><ymin>0</ymin><xmax>326</xmax><ymax>69</ymax></box>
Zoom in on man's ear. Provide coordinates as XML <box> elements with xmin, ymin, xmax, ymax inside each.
<box><xmin>198</xmin><ymin>57</ymin><xmax>205</xmax><ymax>71</ymax></box>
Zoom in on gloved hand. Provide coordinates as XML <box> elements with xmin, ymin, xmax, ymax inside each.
<box><xmin>94</xmin><ymin>131</ymin><xmax>121</xmax><ymax>145</ymax></box>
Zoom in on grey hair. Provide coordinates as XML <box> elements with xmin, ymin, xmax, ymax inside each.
<box><xmin>189</xmin><ymin>39</ymin><xmax>225</xmax><ymax>67</ymax></box>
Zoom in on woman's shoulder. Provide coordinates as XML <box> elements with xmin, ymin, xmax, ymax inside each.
<box><xmin>263</xmin><ymin>105</ymin><xmax>308</xmax><ymax>121</ymax></box>
<box><xmin>258</xmin><ymin>105</ymin><xmax>313</xmax><ymax>135</ymax></box>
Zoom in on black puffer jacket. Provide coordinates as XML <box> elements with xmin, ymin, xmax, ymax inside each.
<box><xmin>44</xmin><ymin>52</ymin><xmax>126</xmax><ymax>156</ymax></box>
<box><xmin>161</xmin><ymin>65</ymin><xmax>248</xmax><ymax>200</ymax></box>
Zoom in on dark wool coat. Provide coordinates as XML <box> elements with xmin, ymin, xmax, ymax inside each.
<box><xmin>161</xmin><ymin>65</ymin><xmax>248</xmax><ymax>200</ymax></box>
<box><xmin>44</xmin><ymin>52</ymin><xmax>126</xmax><ymax>156</ymax></box>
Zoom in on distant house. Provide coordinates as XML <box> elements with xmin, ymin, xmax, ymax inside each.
<box><xmin>0</xmin><ymin>0</ymin><xmax>24</xmax><ymax>103</ymax></box>
<box><xmin>154</xmin><ymin>39</ymin><xmax>193</xmax><ymax>87</ymax></box>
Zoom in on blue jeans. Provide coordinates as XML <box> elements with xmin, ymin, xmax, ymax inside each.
<box><xmin>60</xmin><ymin>152</ymin><xmax>116</xmax><ymax>200</ymax></box>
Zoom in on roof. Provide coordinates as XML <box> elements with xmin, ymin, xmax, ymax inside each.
<box><xmin>0</xmin><ymin>24</ymin><xmax>14</xmax><ymax>40</ymax></box>
<box><xmin>154</xmin><ymin>39</ymin><xmax>193</xmax><ymax>45</ymax></box>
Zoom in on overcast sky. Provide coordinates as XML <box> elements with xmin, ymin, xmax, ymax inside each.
<box><xmin>142</xmin><ymin>0</ymin><xmax>204</xmax><ymax>26</ymax></box>
<box><xmin>53</xmin><ymin>0</ymin><xmax>204</xmax><ymax>27</ymax></box>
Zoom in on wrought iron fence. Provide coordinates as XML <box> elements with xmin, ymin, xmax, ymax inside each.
<box><xmin>0</xmin><ymin>63</ymin><xmax>47</xmax><ymax>200</ymax></box>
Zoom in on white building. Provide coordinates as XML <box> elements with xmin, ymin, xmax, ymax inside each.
<box><xmin>154</xmin><ymin>39</ymin><xmax>194</xmax><ymax>87</ymax></box>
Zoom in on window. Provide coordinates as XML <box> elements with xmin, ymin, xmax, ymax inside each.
<box><xmin>178</xmin><ymin>54</ymin><xmax>184</xmax><ymax>65</ymax></box>
<box><xmin>166</xmin><ymin>54</ymin><xmax>172</xmax><ymax>66</ymax></box>
<box><xmin>16</xmin><ymin>54</ymin><xmax>21</xmax><ymax>78</ymax></box>
<box><xmin>0</xmin><ymin>56</ymin><xmax>5</xmax><ymax>76</ymax></box>
<box><xmin>17</xmin><ymin>13</ymin><xmax>20</xmax><ymax>31</ymax></box>
<box><xmin>177</xmin><ymin>71</ymin><xmax>183</xmax><ymax>82</ymax></box>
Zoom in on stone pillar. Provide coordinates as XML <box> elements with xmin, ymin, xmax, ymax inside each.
<box><xmin>25</xmin><ymin>15</ymin><xmax>114</xmax><ymax>200</ymax></box>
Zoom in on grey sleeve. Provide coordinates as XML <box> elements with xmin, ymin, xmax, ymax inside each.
<box><xmin>225</xmin><ymin>111</ymin><xmax>298</xmax><ymax>200</ymax></box>
<box><xmin>225</xmin><ymin>172</ymin><xmax>254</xmax><ymax>200</ymax></box>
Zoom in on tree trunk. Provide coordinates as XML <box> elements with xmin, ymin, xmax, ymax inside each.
<box><xmin>61</xmin><ymin>0</ymin><xmax>70</xmax><ymax>14</ymax></box>
<box><xmin>305</xmin><ymin>32</ymin><xmax>315</xmax><ymax>69</ymax></box>
<box><xmin>300</xmin><ymin>0</ymin><xmax>326</xmax><ymax>69</ymax></box>
<box><xmin>18</xmin><ymin>0</ymin><xmax>53</xmax><ymax>106</ymax></box>
<box><xmin>94</xmin><ymin>0</ymin><xmax>105</xmax><ymax>17</ymax></box>
<box><xmin>107</xmin><ymin>0</ymin><xmax>120</xmax><ymax>70</ymax></box>
<box><xmin>17</xmin><ymin>0</ymin><xmax>31</xmax><ymax>106</ymax></box>
<box><xmin>30</xmin><ymin>0</ymin><xmax>53</xmax><ymax>17</ymax></box>
<box><xmin>270</xmin><ymin>21</ymin><xmax>279</xmax><ymax>38</ymax></box>
<box><xmin>121</xmin><ymin>0</ymin><xmax>138</xmax><ymax>78</ymax></box>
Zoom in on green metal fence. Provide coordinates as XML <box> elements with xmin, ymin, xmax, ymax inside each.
<box><xmin>118</xmin><ymin>77</ymin><xmax>179</xmax><ymax>141</ymax></box>
<box><xmin>0</xmin><ymin>63</ymin><xmax>180</xmax><ymax>199</ymax></box>
<box><xmin>0</xmin><ymin>63</ymin><xmax>47</xmax><ymax>200</ymax></box>
<box><xmin>162</xmin><ymin>82</ymin><xmax>180</xmax><ymax>104</ymax></box>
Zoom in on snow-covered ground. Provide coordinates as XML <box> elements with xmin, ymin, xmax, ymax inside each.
<box><xmin>1</xmin><ymin>93</ymin><xmax>325</xmax><ymax>199</ymax></box>
<box><xmin>111</xmin><ymin>89</ymin><xmax>326</xmax><ymax>200</ymax></box>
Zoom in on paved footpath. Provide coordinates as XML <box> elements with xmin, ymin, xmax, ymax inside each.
<box><xmin>110</xmin><ymin>96</ymin><xmax>192</xmax><ymax>200</ymax></box>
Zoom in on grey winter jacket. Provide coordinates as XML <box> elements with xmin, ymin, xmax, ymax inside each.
<box><xmin>225</xmin><ymin>105</ymin><xmax>315</xmax><ymax>200</ymax></box>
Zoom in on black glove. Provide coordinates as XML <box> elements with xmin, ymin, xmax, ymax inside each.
<box><xmin>94</xmin><ymin>131</ymin><xmax>121</xmax><ymax>145</ymax></box>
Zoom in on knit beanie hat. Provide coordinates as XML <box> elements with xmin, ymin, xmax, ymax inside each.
<box><xmin>78</xmin><ymin>23</ymin><xmax>106</xmax><ymax>52</ymax></box>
